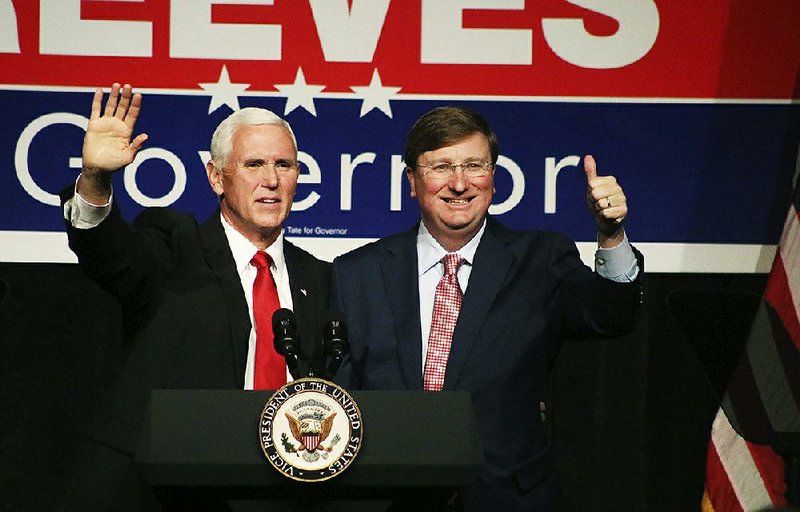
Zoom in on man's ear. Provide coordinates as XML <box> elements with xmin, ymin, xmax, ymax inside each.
<box><xmin>406</xmin><ymin>168</ymin><xmax>417</xmax><ymax>198</ymax></box>
<box><xmin>206</xmin><ymin>160</ymin><xmax>224</xmax><ymax>197</ymax></box>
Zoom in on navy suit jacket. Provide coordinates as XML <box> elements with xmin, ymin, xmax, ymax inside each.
<box><xmin>331</xmin><ymin>217</ymin><xmax>643</xmax><ymax>511</ymax></box>
<box><xmin>62</xmin><ymin>192</ymin><xmax>330</xmax><ymax>457</ymax></box>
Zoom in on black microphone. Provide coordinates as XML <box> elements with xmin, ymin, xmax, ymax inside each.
<box><xmin>272</xmin><ymin>308</ymin><xmax>301</xmax><ymax>380</ymax></box>
<box><xmin>322</xmin><ymin>311</ymin><xmax>349</xmax><ymax>380</ymax></box>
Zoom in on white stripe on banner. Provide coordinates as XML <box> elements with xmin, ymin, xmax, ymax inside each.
<box><xmin>1</xmin><ymin>84</ymin><xmax>799</xmax><ymax>105</ymax></box>
<box><xmin>711</xmin><ymin>409</ymin><xmax>773</xmax><ymax>511</ymax></box>
<box><xmin>0</xmin><ymin>231</ymin><xmax>778</xmax><ymax>273</ymax></box>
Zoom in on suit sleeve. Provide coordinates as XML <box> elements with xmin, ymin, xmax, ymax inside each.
<box><xmin>548</xmin><ymin>233</ymin><xmax>644</xmax><ymax>339</ymax></box>
<box><xmin>60</xmin><ymin>186</ymin><xmax>193</xmax><ymax>323</ymax></box>
<box><xmin>329</xmin><ymin>258</ymin><xmax>358</xmax><ymax>389</ymax></box>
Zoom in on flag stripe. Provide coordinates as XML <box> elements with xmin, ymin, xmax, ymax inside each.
<box><xmin>766</xmin><ymin>203</ymin><xmax>800</xmax><ymax>350</ymax></box>
<box><xmin>704</xmin><ymin>438</ymin><xmax>744</xmax><ymax>512</ymax></box>
<box><xmin>793</xmin><ymin>173</ymin><xmax>800</xmax><ymax>214</ymax></box>
<box><xmin>793</xmin><ymin>147</ymin><xmax>800</xmax><ymax>214</ymax></box>
<box><xmin>710</xmin><ymin>409</ymin><xmax>775</xmax><ymax>510</ymax></box>
<box><xmin>766</xmin><ymin>255</ymin><xmax>800</xmax><ymax>354</ymax></box>
<box><xmin>745</xmin><ymin>439</ymin><xmax>787</xmax><ymax>506</ymax></box>
<box><xmin>724</xmin><ymin>354</ymin><xmax>773</xmax><ymax>445</ymax></box>
<box><xmin>746</xmin><ymin>302</ymin><xmax>800</xmax><ymax>433</ymax></box>
<box><xmin>768</xmin><ymin>303</ymin><xmax>800</xmax><ymax>424</ymax></box>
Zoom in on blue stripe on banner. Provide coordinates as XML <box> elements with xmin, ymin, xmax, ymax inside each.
<box><xmin>2</xmin><ymin>89</ymin><xmax>798</xmax><ymax>245</ymax></box>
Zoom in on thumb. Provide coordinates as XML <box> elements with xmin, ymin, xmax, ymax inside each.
<box><xmin>130</xmin><ymin>133</ymin><xmax>148</xmax><ymax>153</ymax></box>
<box><xmin>583</xmin><ymin>154</ymin><xmax>598</xmax><ymax>183</ymax></box>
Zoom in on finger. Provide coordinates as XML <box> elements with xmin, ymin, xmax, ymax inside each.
<box><xmin>125</xmin><ymin>92</ymin><xmax>143</xmax><ymax>129</ymax></box>
<box><xmin>592</xmin><ymin>192</ymin><xmax>626</xmax><ymax>212</ymax></box>
<box><xmin>89</xmin><ymin>88</ymin><xmax>103</xmax><ymax>120</ymax></box>
<box><xmin>593</xmin><ymin>197</ymin><xmax>611</xmax><ymax>212</ymax></box>
<box><xmin>115</xmin><ymin>84</ymin><xmax>132</xmax><ymax>120</ymax></box>
<box><xmin>583</xmin><ymin>154</ymin><xmax>598</xmax><ymax>183</ymax></box>
<box><xmin>598</xmin><ymin>197</ymin><xmax>611</xmax><ymax>210</ymax></box>
<box><xmin>587</xmin><ymin>178</ymin><xmax>622</xmax><ymax>203</ymax></box>
<box><xmin>104</xmin><ymin>83</ymin><xmax>121</xmax><ymax>117</ymax></box>
<box><xmin>589</xmin><ymin>187</ymin><xmax>621</xmax><ymax>207</ymax></box>
<box><xmin>130</xmin><ymin>133</ymin><xmax>149</xmax><ymax>153</ymax></box>
<box><xmin>597</xmin><ymin>206</ymin><xmax>627</xmax><ymax>223</ymax></box>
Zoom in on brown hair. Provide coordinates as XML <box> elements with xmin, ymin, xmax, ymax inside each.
<box><xmin>403</xmin><ymin>106</ymin><xmax>499</xmax><ymax>169</ymax></box>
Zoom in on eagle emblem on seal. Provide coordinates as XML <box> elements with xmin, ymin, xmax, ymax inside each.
<box><xmin>283</xmin><ymin>412</ymin><xmax>339</xmax><ymax>462</ymax></box>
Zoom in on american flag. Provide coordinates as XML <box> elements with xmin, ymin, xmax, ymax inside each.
<box><xmin>702</xmin><ymin>150</ymin><xmax>800</xmax><ymax>510</ymax></box>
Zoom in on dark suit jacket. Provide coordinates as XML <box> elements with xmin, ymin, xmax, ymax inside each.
<box><xmin>330</xmin><ymin>217</ymin><xmax>643</xmax><ymax>511</ymax></box>
<box><xmin>62</xmin><ymin>193</ymin><xmax>331</xmax><ymax>457</ymax></box>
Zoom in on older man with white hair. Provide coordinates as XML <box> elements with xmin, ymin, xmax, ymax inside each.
<box><xmin>57</xmin><ymin>84</ymin><xmax>330</xmax><ymax>511</ymax></box>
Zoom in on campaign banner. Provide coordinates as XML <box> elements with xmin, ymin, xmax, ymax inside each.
<box><xmin>2</xmin><ymin>1</ymin><xmax>799</xmax><ymax>272</ymax></box>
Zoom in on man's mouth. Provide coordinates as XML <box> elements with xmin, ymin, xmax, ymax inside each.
<box><xmin>443</xmin><ymin>198</ymin><xmax>470</xmax><ymax>204</ymax></box>
<box><xmin>257</xmin><ymin>199</ymin><xmax>279</xmax><ymax>204</ymax></box>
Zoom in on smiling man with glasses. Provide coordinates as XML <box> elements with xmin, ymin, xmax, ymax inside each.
<box><xmin>331</xmin><ymin>106</ymin><xmax>644</xmax><ymax>511</ymax></box>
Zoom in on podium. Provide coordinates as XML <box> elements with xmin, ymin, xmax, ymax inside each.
<box><xmin>135</xmin><ymin>389</ymin><xmax>484</xmax><ymax>510</ymax></box>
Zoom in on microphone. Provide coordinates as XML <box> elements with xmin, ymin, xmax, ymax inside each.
<box><xmin>272</xmin><ymin>308</ymin><xmax>301</xmax><ymax>380</ymax></box>
<box><xmin>322</xmin><ymin>311</ymin><xmax>350</xmax><ymax>380</ymax></box>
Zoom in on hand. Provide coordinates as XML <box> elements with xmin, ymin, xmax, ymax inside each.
<box><xmin>78</xmin><ymin>84</ymin><xmax>148</xmax><ymax>203</ymax></box>
<box><xmin>584</xmin><ymin>155</ymin><xmax>627</xmax><ymax>246</ymax></box>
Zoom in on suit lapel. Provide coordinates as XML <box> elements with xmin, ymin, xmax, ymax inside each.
<box><xmin>283</xmin><ymin>241</ymin><xmax>308</xmax><ymax>321</ymax></box>
<box><xmin>444</xmin><ymin>218</ymin><xmax>514</xmax><ymax>390</ymax></box>
<box><xmin>381</xmin><ymin>228</ymin><xmax>424</xmax><ymax>390</ymax></box>
<box><xmin>199</xmin><ymin>212</ymin><xmax>251</xmax><ymax>380</ymax></box>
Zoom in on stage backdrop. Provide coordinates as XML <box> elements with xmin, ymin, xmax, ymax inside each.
<box><xmin>1</xmin><ymin>0</ymin><xmax>799</xmax><ymax>272</ymax></box>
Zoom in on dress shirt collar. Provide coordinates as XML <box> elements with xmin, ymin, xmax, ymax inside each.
<box><xmin>417</xmin><ymin>218</ymin><xmax>486</xmax><ymax>277</ymax></box>
<box><xmin>220</xmin><ymin>212</ymin><xmax>286</xmax><ymax>276</ymax></box>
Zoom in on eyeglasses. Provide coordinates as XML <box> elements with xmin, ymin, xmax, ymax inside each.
<box><xmin>416</xmin><ymin>162</ymin><xmax>494</xmax><ymax>180</ymax></box>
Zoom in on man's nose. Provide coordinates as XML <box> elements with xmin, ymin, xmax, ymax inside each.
<box><xmin>258</xmin><ymin>163</ymin><xmax>280</xmax><ymax>186</ymax></box>
<box><xmin>448</xmin><ymin>167</ymin><xmax>469</xmax><ymax>191</ymax></box>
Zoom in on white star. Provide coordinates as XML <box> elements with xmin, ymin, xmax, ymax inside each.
<box><xmin>274</xmin><ymin>68</ymin><xmax>326</xmax><ymax>116</ymax></box>
<box><xmin>198</xmin><ymin>65</ymin><xmax>250</xmax><ymax>114</ymax></box>
<box><xmin>350</xmin><ymin>69</ymin><xmax>402</xmax><ymax>118</ymax></box>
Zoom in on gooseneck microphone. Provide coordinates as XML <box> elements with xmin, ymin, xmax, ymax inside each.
<box><xmin>272</xmin><ymin>308</ymin><xmax>301</xmax><ymax>380</ymax></box>
<box><xmin>322</xmin><ymin>311</ymin><xmax>350</xmax><ymax>380</ymax></box>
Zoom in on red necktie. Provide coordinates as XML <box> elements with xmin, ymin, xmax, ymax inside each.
<box><xmin>251</xmin><ymin>251</ymin><xmax>286</xmax><ymax>390</ymax></box>
<box><xmin>423</xmin><ymin>253</ymin><xmax>464</xmax><ymax>391</ymax></box>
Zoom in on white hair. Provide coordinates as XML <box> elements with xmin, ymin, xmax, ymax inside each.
<box><xmin>209</xmin><ymin>107</ymin><xmax>297</xmax><ymax>168</ymax></box>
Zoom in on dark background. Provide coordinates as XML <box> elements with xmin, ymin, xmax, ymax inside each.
<box><xmin>0</xmin><ymin>262</ymin><xmax>776</xmax><ymax>511</ymax></box>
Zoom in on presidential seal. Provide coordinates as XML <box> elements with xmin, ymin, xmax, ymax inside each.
<box><xmin>259</xmin><ymin>378</ymin><xmax>363</xmax><ymax>482</ymax></box>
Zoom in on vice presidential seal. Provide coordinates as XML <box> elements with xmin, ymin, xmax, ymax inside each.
<box><xmin>259</xmin><ymin>378</ymin><xmax>363</xmax><ymax>482</ymax></box>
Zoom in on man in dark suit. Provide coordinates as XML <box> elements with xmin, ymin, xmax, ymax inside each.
<box><xmin>58</xmin><ymin>84</ymin><xmax>330</xmax><ymax>511</ymax></box>
<box><xmin>331</xmin><ymin>106</ymin><xmax>643</xmax><ymax>511</ymax></box>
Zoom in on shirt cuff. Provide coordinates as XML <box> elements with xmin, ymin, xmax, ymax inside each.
<box><xmin>62</xmin><ymin>174</ymin><xmax>113</xmax><ymax>229</ymax></box>
<box><xmin>594</xmin><ymin>232</ymin><xmax>640</xmax><ymax>282</ymax></box>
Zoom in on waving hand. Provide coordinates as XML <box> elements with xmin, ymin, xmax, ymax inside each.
<box><xmin>78</xmin><ymin>83</ymin><xmax>148</xmax><ymax>203</ymax></box>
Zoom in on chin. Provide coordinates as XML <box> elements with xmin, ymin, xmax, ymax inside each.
<box><xmin>443</xmin><ymin>214</ymin><xmax>479</xmax><ymax>228</ymax></box>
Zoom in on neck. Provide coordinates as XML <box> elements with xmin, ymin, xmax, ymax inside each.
<box><xmin>427</xmin><ymin>225</ymin><xmax>481</xmax><ymax>253</ymax></box>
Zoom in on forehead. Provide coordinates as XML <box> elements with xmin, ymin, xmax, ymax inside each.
<box><xmin>230</xmin><ymin>124</ymin><xmax>296</xmax><ymax>158</ymax></box>
<box><xmin>420</xmin><ymin>133</ymin><xmax>490</xmax><ymax>162</ymax></box>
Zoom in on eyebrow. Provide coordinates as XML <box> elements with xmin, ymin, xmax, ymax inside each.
<box><xmin>242</xmin><ymin>157</ymin><xmax>297</xmax><ymax>165</ymax></box>
<box><xmin>427</xmin><ymin>157</ymin><xmax>488</xmax><ymax>163</ymax></box>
